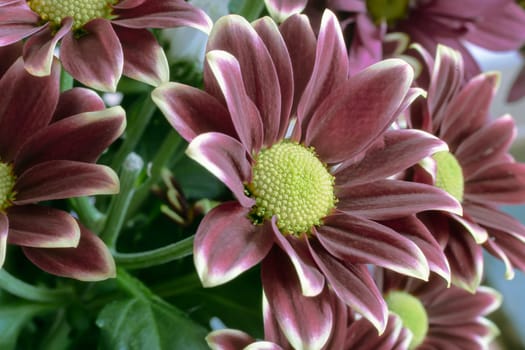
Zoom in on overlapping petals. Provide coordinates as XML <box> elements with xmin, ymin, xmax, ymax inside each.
<box><xmin>0</xmin><ymin>0</ymin><xmax>212</xmax><ymax>91</ymax></box>
<box><xmin>154</xmin><ymin>10</ymin><xmax>462</xmax><ymax>347</ymax></box>
<box><xmin>0</xmin><ymin>58</ymin><xmax>124</xmax><ymax>280</ymax></box>
<box><xmin>407</xmin><ymin>44</ymin><xmax>525</xmax><ymax>290</ymax></box>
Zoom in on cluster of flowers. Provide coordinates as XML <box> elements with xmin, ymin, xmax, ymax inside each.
<box><xmin>1</xmin><ymin>0</ymin><xmax>525</xmax><ymax>349</ymax></box>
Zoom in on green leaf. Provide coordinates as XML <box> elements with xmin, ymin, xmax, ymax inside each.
<box><xmin>0</xmin><ymin>303</ymin><xmax>53</xmax><ymax>350</ymax></box>
<box><xmin>229</xmin><ymin>0</ymin><xmax>266</xmax><ymax>21</ymax></box>
<box><xmin>96</xmin><ymin>297</ymin><xmax>209</xmax><ymax>350</ymax></box>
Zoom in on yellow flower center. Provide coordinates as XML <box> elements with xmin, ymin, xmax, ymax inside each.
<box><xmin>248</xmin><ymin>141</ymin><xmax>336</xmax><ymax>235</ymax></box>
<box><xmin>432</xmin><ymin>151</ymin><xmax>464</xmax><ymax>202</ymax></box>
<box><xmin>0</xmin><ymin>162</ymin><xmax>16</xmax><ymax>212</ymax></box>
<box><xmin>28</xmin><ymin>0</ymin><xmax>117</xmax><ymax>30</ymax></box>
<box><xmin>366</xmin><ymin>0</ymin><xmax>410</xmax><ymax>24</ymax></box>
<box><xmin>385</xmin><ymin>291</ymin><xmax>429</xmax><ymax>349</ymax></box>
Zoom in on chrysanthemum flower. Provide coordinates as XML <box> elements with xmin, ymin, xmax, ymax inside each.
<box><xmin>377</xmin><ymin>269</ymin><xmax>501</xmax><ymax>350</ymax></box>
<box><xmin>0</xmin><ymin>57</ymin><xmax>125</xmax><ymax>280</ymax></box>
<box><xmin>153</xmin><ymin>10</ymin><xmax>461</xmax><ymax>347</ymax></box>
<box><xmin>406</xmin><ymin>44</ymin><xmax>525</xmax><ymax>291</ymax></box>
<box><xmin>264</xmin><ymin>0</ymin><xmax>525</xmax><ymax>77</ymax></box>
<box><xmin>0</xmin><ymin>0</ymin><xmax>212</xmax><ymax>91</ymax></box>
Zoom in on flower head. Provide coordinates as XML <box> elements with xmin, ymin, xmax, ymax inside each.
<box><xmin>407</xmin><ymin>44</ymin><xmax>525</xmax><ymax>290</ymax></box>
<box><xmin>264</xmin><ymin>0</ymin><xmax>525</xmax><ymax>77</ymax></box>
<box><xmin>154</xmin><ymin>10</ymin><xmax>461</xmax><ymax>348</ymax></box>
<box><xmin>0</xmin><ymin>57</ymin><xmax>125</xmax><ymax>280</ymax></box>
<box><xmin>378</xmin><ymin>269</ymin><xmax>502</xmax><ymax>350</ymax></box>
<box><xmin>0</xmin><ymin>0</ymin><xmax>213</xmax><ymax>91</ymax></box>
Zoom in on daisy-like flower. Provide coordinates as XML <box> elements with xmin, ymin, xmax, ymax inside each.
<box><xmin>0</xmin><ymin>57</ymin><xmax>125</xmax><ymax>280</ymax></box>
<box><xmin>153</xmin><ymin>10</ymin><xmax>461</xmax><ymax>347</ymax></box>
<box><xmin>376</xmin><ymin>269</ymin><xmax>501</xmax><ymax>350</ymax></box>
<box><xmin>0</xmin><ymin>0</ymin><xmax>212</xmax><ymax>91</ymax></box>
<box><xmin>406</xmin><ymin>44</ymin><xmax>525</xmax><ymax>291</ymax></box>
<box><xmin>264</xmin><ymin>0</ymin><xmax>525</xmax><ymax>77</ymax></box>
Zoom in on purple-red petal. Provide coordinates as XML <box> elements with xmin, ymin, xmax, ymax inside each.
<box><xmin>193</xmin><ymin>202</ymin><xmax>274</xmax><ymax>287</ymax></box>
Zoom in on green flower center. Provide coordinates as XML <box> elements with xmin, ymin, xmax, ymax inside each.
<box><xmin>248</xmin><ymin>142</ymin><xmax>336</xmax><ymax>235</ymax></box>
<box><xmin>366</xmin><ymin>0</ymin><xmax>410</xmax><ymax>24</ymax></box>
<box><xmin>432</xmin><ymin>151</ymin><xmax>464</xmax><ymax>202</ymax></box>
<box><xmin>0</xmin><ymin>162</ymin><xmax>16</xmax><ymax>212</ymax></box>
<box><xmin>385</xmin><ymin>291</ymin><xmax>429</xmax><ymax>349</ymax></box>
<box><xmin>28</xmin><ymin>0</ymin><xmax>116</xmax><ymax>30</ymax></box>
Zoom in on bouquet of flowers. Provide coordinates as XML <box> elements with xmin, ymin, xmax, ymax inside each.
<box><xmin>1</xmin><ymin>0</ymin><xmax>524</xmax><ymax>349</ymax></box>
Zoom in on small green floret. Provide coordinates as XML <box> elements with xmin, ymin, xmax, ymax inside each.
<box><xmin>366</xmin><ymin>0</ymin><xmax>410</xmax><ymax>24</ymax></box>
<box><xmin>28</xmin><ymin>0</ymin><xmax>117</xmax><ymax>30</ymax></box>
<box><xmin>0</xmin><ymin>162</ymin><xmax>16</xmax><ymax>212</ymax></box>
<box><xmin>249</xmin><ymin>142</ymin><xmax>336</xmax><ymax>235</ymax></box>
<box><xmin>385</xmin><ymin>291</ymin><xmax>429</xmax><ymax>349</ymax></box>
<box><xmin>432</xmin><ymin>151</ymin><xmax>464</xmax><ymax>202</ymax></box>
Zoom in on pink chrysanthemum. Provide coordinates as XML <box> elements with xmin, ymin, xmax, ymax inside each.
<box><xmin>377</xmin><ymin>269</ymin><xmax>501</xmax><ymax>350</ymax></box>
<box><xmin>0</xmin><ymin>55</ymin><xmax>125</xmax><ymax>280</ymax></box>
<box><xmin>153</xmin><ymin>10</ymin><xmax>461</xmax><ymax>348</ymax></box>
<box><xmin>406</xmin><ymin>44</ymin><xmax>525</xmax><ymax>291</ymax></box>
<box><xmin>264</xmin><ymin>0</ymin><xmax>525</xmax><ymax>77</ymax></box>
<box><xmin>0</xmin><ymin>0</ymin><xmax>212</xmax><ymax>91</ymax></box>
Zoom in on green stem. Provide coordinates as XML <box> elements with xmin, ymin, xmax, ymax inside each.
<box><xmin>0</xmin><ymin>269</ymin><xmax>73</xmax><ymax>303</ymax></box>
<box><xmin>128</xmin><ymin>130</ymin><xmax>184</xmax><ymax>215</ymax></box>
<box><xmin>113</xmin><ymin>235</ymin><xmax>194</xmax><ymax>270</ymax></box>
<box><xmin>152</xmin><ymin>273</ymin><xmax>201</xmax><ymax>299</ymax></box>
<box><xmin>59</xmin><ymin>69</ymin><xmax>73</xmax><ymax>92</ymax></box>
<box><xmin>100</xmin><ymin>153</ymin><xmax>144</xmax><ymax>249</ymax></box>
<box><xmin>115</xmin><ymin>268</ymin><xmax>151</xmax><ymax>300</ymax></box>
<box><xmin>68</xmin><ymin>197</ymin><xmax>105</xmax><ymax>232</ymax></box>
<box><xmin>110</xmin><ymin>94</ymin><xmax>156</xmax><ymax>172</ymax></box>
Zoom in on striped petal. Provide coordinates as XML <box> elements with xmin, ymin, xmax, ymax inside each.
<box><xmin>7</xmin><ymin>205</ymin><xmax>80</xmax><ymax>248</ymax></box>
<box><xmin>193</xmin><ymin>202</ymin><xmax>274</xmax><ymax>287</ymax></box>
<box><xmin>14</xmin><ymin>161</ymin><xmax>119</xmax><ymax>204</ymax></box>
<box><xmin>23</xmin><ymin>222</ymin><xmax>116</xmax><ymax>281</ymax></box>
<box><xmin>264</xmin><ymin>0</ymin><xmax>307</xmax><ymax>22</ymax></box>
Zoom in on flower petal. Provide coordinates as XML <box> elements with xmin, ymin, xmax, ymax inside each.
<box><xmin>0</xmin><ymin>2</ymin><xmax>42</xmax><ymax>46</ymax></box>
<box><xmin>440</xmin><ymin>72</ymin><xmax>499</xmax><ymax>149</ymax></box>
<box><xmin>270</xmin><ymin>220</ymin><xmax>325</xmax><ymax>297</ymax></box>
<box><xmin>264</xmin><ymin>0</ymin><xmax>307</xmax><ymax>22</ymax></box>
<box><xmin>22</xmin><ymin>222</ymin><xmax>116</xmax><ymax>281</ymax></box>
<box><xmin>7</xmin><ymin>205</ymin><xmax>80</xmax><ymax>248</ymax></box>
<box><xmin>113</xmin><ymin>0</ymin><xmax>213</xmax><ymax>34</ymax></box>
<box><xmin>114</xmin><ymin>26</ymin><xmax>169</xmax><ymax>86</ymax></box>
<box><xmin>0</xmin><ymin>41</ymin><xmax>22</xmax><ymax>76</ymax></box>
<box><xmin>205</xmin><ymin>50</ymin><xmax>264</xmax><ymax>153</ymax></box>
<box><xmin>262</xmin><ymin>247</ymin><xmax>333</xmax><ymax>350</ymax></box>
<box><xmin>466</xmin><ymin>203</ymin><xmax>525</xmax><ymax>244</ymax></box>
<box><xmin>23</xmin><ymin>17</ymin><xmax>72</xmax><ymax>76</ymax></box>
<box><xmin>152</xmin><ymin>82</ymin><xmax>236</xmax><ymax>142</ymax></box>
<box><xmin>457</xmin><ymin>115</ymin><xmax>516</xmax><ymax>179</ymax></box>
<box><xmin>305</xmin><ymin>59</ymin><xmax>413</xmax><ymax>163</ymax></box>
<box><xmin>336</xmin><ymin>180</ymin><xmax>462</xmax><ymax>220</ymax></box>
<box><xmin>206</xmin><ymin>15</ymin><xmax>282</xmax><ymax>146</ymax></box>
<box><xmin>317</xmin><ymin>213</ymin><xmax>430</xmax><ymax>280</ymax></box>
<box><xmin>0</xmin><ymin>57</ymin><xmax>59</xmax><ymax>161</ymax></box>
<box><xmin>483</xmin><ymin>233</ymin><xmax>525</xmax><ymax>280</ymax></box>
<box><xmin>52</xmin><ymin>87</ymin><xmax>106</xmax><ymax>121</ymax></box>
<box><xmin>279</xmin><ymin>13</ymin><xmax>316</xmax><ymax>115</ymax></box>
<box><xmin>253</xmin><ymin>16</ymin><xmax>294</xmax><ymax>141</ymax></box>
<box><xmin>382</xmin><ymin>216</ymin><xmax>451</xmax><ymax>283</ymax></box>
<box><xmin>193</xmin><ymin>202</ymin><xmax>274</xmax><ymax>287</ymax></box>
<box><xmin>345</xmin><ymin>314</ymin><xmax>411</xmax><ymax>350</ymax></box>
<box><xmin>206</xmin><ymin>329</ymin><xmax>255</xmax><ymax>350</ymax></box>
<box><xmin>335</xmin><ymin>129</ymin><xmax>447</xmax><ymax>187</ymax></box>
<box><xmin>298</xmin><ymin>10</ymin><xmax>348</xmax><ymax>134</ymax></box>
<box><xmin>186</xmin><ymin>132</ymin><xmax>254</xmax><ymax>208</ymax></box>
<box><xmin>0</xmin><ymin>213</ymin><xmax>7</xmax><ymax>268</ymax></box>
<box><xmin>14</xmin><ymin>161</ymin><xmax>119</xmax><ymax>204</ymax></box>
<box><xmin>60</xmin><ymin>19</ymin><xmax>123</xmax><ymax>92</ymax></box>
<box><xmin>15</xmin><ymin>106</ymin><xmax>126</xmax><ymax>173</ymax></box>
<box><xmin>445</xmin><ymin>232</ymin><xmax>483</xmax><ymax>293</ymax></box>
<box><xmin>308</xmin><ymin>239</ymin><xmax>388</xmax><ymax>333</ymax></box>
